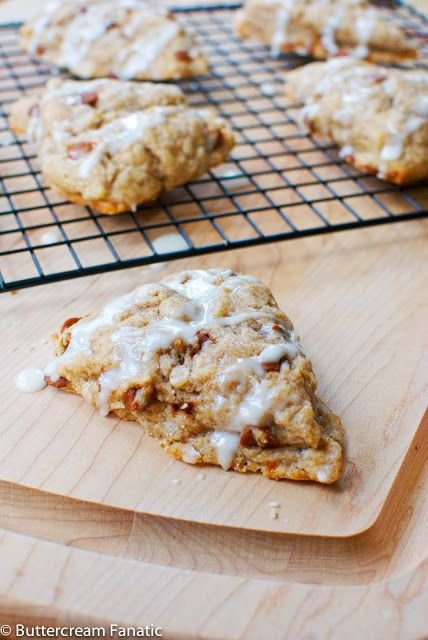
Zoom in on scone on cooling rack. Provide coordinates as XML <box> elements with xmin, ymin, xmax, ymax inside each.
<box><xmin>19</xmin><ymin>0</ymin><xmax>208</xmax><ymax>80</ymax></box>
<box><xmin>235</xmin><ymin>0</ymin><xmax>419</xmax><ymax>63</ymax></box>
<box><xmin>284</xmin><ymin>58</ymin><xmax>428</xmax><ymax>185</ymax></box>
<box><xmin>44</xmin><ymin>268</ymin><xmax>344</xmax><ymax>484</ymax></box>
<box><xmin>9</xmin><ymin>78</ymin><xmax>235</xmax><ymax>214</ymax></box>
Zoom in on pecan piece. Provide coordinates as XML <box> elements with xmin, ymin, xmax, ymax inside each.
<box><xmin>214</xmin><ymin>129</ymin><xmax>224</xmax><ymax>150</ymax></box>
<box><xmin>35</xmin><ymin>45</ymin><xmax>46</xmax><ymax>55</ymax></box>
<box><xmin>240</xmin><ymin>426</ymin><xmax>279</xmax><ymax>448</ymax></box>
<box><xmin>67</xmin><ymin>141</ymin><xmax>94</xmax><ymax>159</ymax></box>
<box><xmin>45</xmin><ymin>375</ymin><xmax>67</xmax><ymax>388</ymax></box>
<box><xmin>60</xmin><ymin>317</ymin><xmax>81</xmax><ymax>333</ymax></box>
<box><xmin>173</xmin><ymin>401</ymin><xmax>194</xmax><ymax>415</ymax></box>
<box><xmin>80</xmin><ymin>91</ymin><xmax>98</xmax><ymax>106</ymax></box>
<box><xmin>124</xmin><ymin>387</ymin><xmax>139</xmax><ymax>412</ymax></box>
<box><xmin>371</xmin><ymin>75</ymin><xmax>387</xmax><ymax>84</ymax></box>
<box><xmin>240</xmin><ymin>428</ymin><xmax>257</xmax><ymax>447</ymax></box>
<box><xmin>28</xmin><ymin>103</ymin><xmax>40</xmax><ymax>118</ymax></box>
<box><xmin>262</xmin><ymin>356</ymin><xmax>287</xmax><ymax>373</ymax></box>
<box><xmin>188</xmin><ymin>330</ymin><xmax>212</xmax><ymax>357</ymax></box>
<box><xmin>174</xmin><ymin>50</ymin><xmax>193</xmax><ymax>62</ymax></box>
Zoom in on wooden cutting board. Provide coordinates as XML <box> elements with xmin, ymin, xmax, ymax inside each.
<box><xmin>1</xmin><ymin>220</ymin><xmax>427</xmax><ymax>536</ymax></box>
<box><xmin>0</xmin><ymin>221</ymin><xmax>427</xmax><ymax>638</ymax></box>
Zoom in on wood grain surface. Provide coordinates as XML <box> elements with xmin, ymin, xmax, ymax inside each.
<box><xmin>1</xmin><ymin>221</ymin><xmax>427</xmax><ymax>537</ymax></box>
<box><xmin>0</xmin><ymin>408</ymin><xmax>426</xmax><ymax>638</ymax></box>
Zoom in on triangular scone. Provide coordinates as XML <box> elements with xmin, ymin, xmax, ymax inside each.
<box><xmin>284</xmin><ymin>58</ymin><xmax>428</xmax><ymax>185</ymax></box>
<box><xmin>20</xmin><ymin>0</ymin><xmax>208</xmax><ymax>80</ymax></box>
<box><xmin>9</xmin><ymin>78</ymin><xmax>235</xmax><ymax>214</ymax></box>
<box><xmin>45</xmin><ymin>269</ymin><xmax>344</xmax><ymax>483</ymax></box>
<box><xmin>235</xmin><ymin>0</ymin><xmax>418</xmax><ymax>64</ymax></box>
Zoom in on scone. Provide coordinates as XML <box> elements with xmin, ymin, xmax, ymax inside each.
<box><xmin>9</xmin><ymin>78</ymin><xmax>235</xmax><ymax>214</ymax></box>
<box><xmin>284</xmin><ymin>58</ymin><xmax>428</xmax><ymax>185</ymax></box>
<box><xmin>44</xmin><ymin>268</ymin><xmax>344</xmax><ymax>483</ymax></box>
<box><xmin>235</xmin><ymin>0</ymin><xmax>418</xmax><ymax>63</ymax></box>
<box><xmin>20</xmin><ymin>0</ymin><xmax>208</xmax><ymax>80</ymax></box>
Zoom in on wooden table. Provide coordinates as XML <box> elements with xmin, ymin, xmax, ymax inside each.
<box><xmin>0</xmin><ymin>1</ymin><xmax>427</xmax><ymax>639</ymax></box>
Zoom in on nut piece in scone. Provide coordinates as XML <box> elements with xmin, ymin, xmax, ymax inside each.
<box><xmin>44</xmin><ymin>268</ymin><xmax>344</xmax><ymax>483</ymax></box>
<box><xmin>284</xmin><ymin>58</ymin><xmax>428</xmax><ymax>185</ymax></box>
<box><xmin>235</xmin><ymin>0</ymin><xmax>418</xmax><ymax>63</ymax></box>
<box><xmin>9</xmin><ymin>78</ymin><xmax>235</xmax><ymax>214</ymax></box>
<box><xmin>20</xmin><ymin>0</ymin><xmax>208</xmax><ymax>80</ymax></box>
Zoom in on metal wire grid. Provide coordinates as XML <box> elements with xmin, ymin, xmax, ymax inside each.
<box><xmin>0</xmin><ymin>5</ymin><xmax>427</xmax><ymax>292</ymax></box>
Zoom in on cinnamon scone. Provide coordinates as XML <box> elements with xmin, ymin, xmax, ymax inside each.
<box><xmin>9</xmin><ymin>78</ymin><xmax>235</xmax><ymax>214</ymax></box>
<box><xmin>44</xmin><ymin>268</ymin><xmax>344</xmax><ymax>483</ymax></box>
<box><xmin>235</xmin><ymin>0</ymin><xmax>418</xmax><ymax>63</ymax></box>
<box><xmin>20</xmin><ymin>0</ymin><xmax>208</xmax><ymax>80</ymax></box>
<box><xmin>284</xmin><ymin>58</ymin><xmax>428</xmax><ymax>185</ymax></box>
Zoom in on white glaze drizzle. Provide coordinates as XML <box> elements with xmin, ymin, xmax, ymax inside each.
<box><xmin>267</xmin><ymin>500</ymin><xmax>280</xmax><ymax>519</ymax></box>
<box><xmin>271</xmin><ymin>0</ymin><xmax>294</xmax><ymax>56</ymax></box>
<box><xmin>414</xmin><ymin>95</ymin><xmax>428</xmax><ymax>117</ymax></box>
<box><xmin>45</xmin><ymin>270</ymin><xmax>301</xmax><ymax>437</ymax></box>
<box><xmin>339</xmin><ymin>144</ymin><xmax>354</xmax><ymax>158</ymax></box>
<box><xmin>152</xmin><ymin>233</ymin><xmax>188</xmax><ymax>254</ymax></box>
<box><xmin>315</xmin><ymin>467</ymin><xmax>331</xmax><ymax>482</ymax></box>
<box><xmin>77</xmin><ymin>107</ymin><xmax>171</xmax><ymax>179</ymax></box>
<box><xmin>260</xmin><ymin>82</ymin><xmax>278</xmax><ymax>97</ymax></box>
<box><xmin>220</xmin><ymin>342</ymin><xmax>300</xmax><ymax>388</ymax></box>
<box><xmin>44</xmin><ymin>282</ymin><xmax>160</xmax><ymax>381</ymax></box>
<box><xmin>380</xmin><ymin>115</ymin><xmax>425</xmax><ymax>163</ymax></box>
<box><xmin>41</xmin><ymin>230</ymin><xmax>61</xmax><ymax>245</ymax></box>
<box><xmin>56</xmin><ymin>4</ymin><xmax>119</xmax><ymax>73</ymax></box>
<box><xmin>353</xmin><ymin>8</ymin><xmax>377</xmax><ymax>59</ymax></box>
<box><xmin>16</xmin><ymin>368</ymin><xmax>47</xmax><ymax>392</ymax></box>
<box><xmin>321</xmin><ymin>8</ymin><xmax>345</xmax><ymax>57</ymax></box>
<box><xmin>117</xmin><ymin>20</ymin><xmax>180</xmax><ymax>80</ymax></box>
<box><xmin>210</xmin><ymin>432</ymin><xmax>240</xmax><ymax>470</ymax></box>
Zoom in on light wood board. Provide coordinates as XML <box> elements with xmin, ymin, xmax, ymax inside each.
<box><xmin>1</xmin><ymin>220</ymin><xmax>427</xmax><ymax>538</ymax></box>
<box><xmin>0</xmin><ymin>409</ymin><xmax>426</xmax><ymax>638</ymax></box>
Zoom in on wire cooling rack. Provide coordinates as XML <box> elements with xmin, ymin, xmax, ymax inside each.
<box><xmin>0</xmin><ymin>5</ymin><xmax>427</xmax><ymax>292</ymax></box>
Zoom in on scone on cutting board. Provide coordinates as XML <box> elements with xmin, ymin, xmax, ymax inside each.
<box><xmin>44</xmin><ymin>269</ymin><xmax>344</xmax><ymax>484</ymax></box>
<box><xmin>20</xmin><ymin>0</ymin><xmax>208</xmax><ymax>80</ymax></box>
<box><xmin>235</xmin><ymin>0</ymin><xmax>419</xmax><ymax>63</ymax></box>
<box><xmin>10</xmin><ymin>78</ymin><xmax>235</xmax><ymax>214</ymax></box>
<box><xmin>284</xmin><ymin>58</ymin><xmax>428</xmax><ymax>185</ymax></box>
